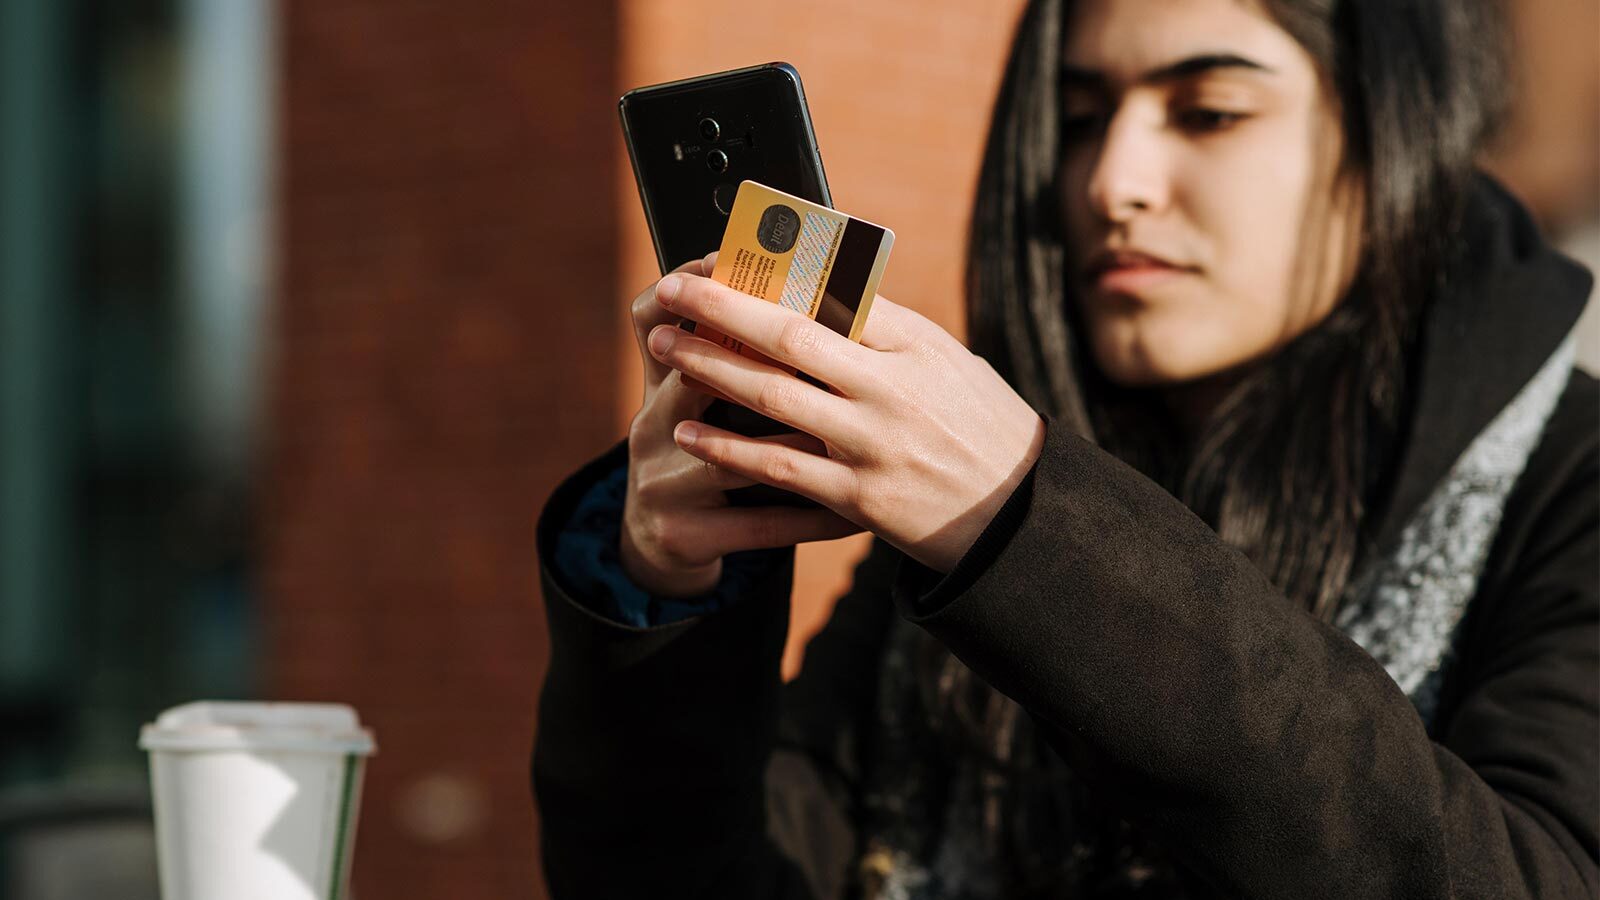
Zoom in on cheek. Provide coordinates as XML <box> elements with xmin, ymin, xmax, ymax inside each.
<box><xmin>1180</xmin><ymin>122</ymin><xmax>1319</xmax><ymax>327</ymax></box>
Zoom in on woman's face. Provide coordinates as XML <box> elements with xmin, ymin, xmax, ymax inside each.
<box><xmin>1059</xmin><ymin>0</ymin><xmax>1364</xmax><ymax>389</ymax></box>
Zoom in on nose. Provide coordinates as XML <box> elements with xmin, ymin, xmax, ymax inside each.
<box><xmin>1085</xmin><ymin>105</ymin><xmax>1172</xmax><ymax>224</ymax></box>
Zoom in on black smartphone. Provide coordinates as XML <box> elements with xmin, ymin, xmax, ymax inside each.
<box><xmin>620</xmin><ymin>62</ymin><xmax>830</xmax><ymax>508</ymax></box>
<box><xmin>620</xmin><ymin>62</ymin><xmax>831</xmax><ymax>271</ymax></box>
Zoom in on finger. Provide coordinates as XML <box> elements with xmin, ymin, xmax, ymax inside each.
<box><xmin>680</xmin><ymin>370</ymin><xmax>834</xmax><ymax>411</ymax></box>
<box><xmin>680</xmin><ymin>371</ymin><xmax>736</xmax><ymax>405</ymax></box>
<box><xmin>654</xmin><ymin>273</ymin><xmax>874</xmax><ymax>395</ymax></box>
<box><xmin>648</xmin><ymin>324</ymin><xmax>859</xmax><ymax>447</ymax></box>
<box><xmin>758</xmin><ymin>429</ymin><xmax>830</xmax><ymax>457</ymax></box>
<box><xmin>633</xmin><ymin>258</ymin><xmax>712</xmax><ymax>385</ymax></box>
<box><xmin>651</xmin><ymin>447</ymin><xmax>759</xmax><ymax>495</ymax></box>
<box><xmin>673</xmin><ymin>419</ymin><xmax>859</xmax><ymax>513</ymax></box>
<box><xmin>667</xmin><ymin>504</ymin><xmax>863</xmax><ymax>560</ymax></box>
<box><xmin>853</xmin><ymin>294</ymin><xmax>920</xmax><ymax>352</ymax></box>
<box><xmin>656</xmin><ymin>430</ymin><xmax>830</xmax><ymax>500</ymax></box>
<box><xmin>652</xmin><ymin>369</ymin><xmax>717</xmax><ymax>425</ymax></box>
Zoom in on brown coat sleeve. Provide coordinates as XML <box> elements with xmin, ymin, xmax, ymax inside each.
<box><xmin>532</xmin><ymin>439</ymin><xmax>898</xmax><ymax>899</ymax></box>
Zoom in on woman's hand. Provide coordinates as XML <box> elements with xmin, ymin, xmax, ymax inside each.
<box><xmin>647</xmin><ymin>272</ymin><xmax>1045</xmax><ymax>574</ymax></box>
<box><xmin>619</xmin><ymin>255</ymin><xmax>864</xmax><ymax>598</ymax></box>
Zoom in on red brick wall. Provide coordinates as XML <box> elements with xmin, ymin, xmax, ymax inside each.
<box><xmin>269</xmin><ymin>2</ymin><xmax>619</xmax><ymax>897</ymax></box>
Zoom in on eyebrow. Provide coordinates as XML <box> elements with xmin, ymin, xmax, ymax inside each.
<box><xmin>1061</xmin><ymin>53</ymin><xmax>1275</xmax><ymax>89</ymax></box>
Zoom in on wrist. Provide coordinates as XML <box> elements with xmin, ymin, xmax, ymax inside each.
<box><xmin>925</xmin><ymin>413</ymin><xmax>1045</xmax><ymax>573</ymax></box>
<box><xmin>618</xmin><ymin>519</ymin><xmax>723</xmax><ymax>598</ymax></box>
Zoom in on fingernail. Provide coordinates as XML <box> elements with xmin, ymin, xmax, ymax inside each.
<box><xmin>649</xmin><ymin>325</ymin><xmax>676</xmax><ymax>355</ymax></box>
<box><xmin>656</xmin><ymin>274</ymin><xmax>683</xmax><ymax>306</ymax></box>
<box><xmin>675</xmin><ymin>421</ymin><xmax>699</xmax><ymax>448</ymax></box>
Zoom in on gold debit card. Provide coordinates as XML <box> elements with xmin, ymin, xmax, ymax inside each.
<box><xmin>691</xmin><ymin>180</ymin><xmax>894</xmax><ymax>377</ymax></box>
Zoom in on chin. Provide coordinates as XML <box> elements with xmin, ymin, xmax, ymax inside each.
<box><xmin>1088</xmin><ymin>330</ymin><xmax>1214</xmax><ymax>387</ymax></box>
<box><xmin>1087</xmin><ymin>317</ymin><xmax>1264</xmax><ymax>388</ymax></box>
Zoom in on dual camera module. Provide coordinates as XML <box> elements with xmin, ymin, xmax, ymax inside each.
<box><xmin>679</xmin><ymin>116</ymin><xmax>740</xmax><ymax>214</ymax></box>
<box><xmin>699</xmin><ymin>117</ymin><xmax>729</xmax><ymax>173</ymax></box>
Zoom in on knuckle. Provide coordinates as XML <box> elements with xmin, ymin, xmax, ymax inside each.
<box><xmin>630</xmin><ymin>287</ymin><xmax>659</xmax><ymax>330</ymax></box>
<box><xmin>760</xmin><ymin>450</ymin><xmax>798</xmax><ymax>487</ymax></box>
<box><xmin>756</xmin><ymin>378</ymin><xmax>802</xmax><ymax>418</ymax></box>
<box><xmin>644</xmin><ymin>511</ymin><xmax>678</xmax><ymax>551</ymax></box>
<box><xmin>652</xmin><ymin>518</ymin><xmax>700</xmax><ymax>567</ymax></box>
<box><xmin>692</xmin><ymin>279</ymin><xmax>725</xmax><ymax>319</ymax></box>
<box><xmin>910</xmin><ymin>334</ymin><xmax>945</xmax><ymax>368</ymax></box>
<box><xmin>777</xmin><ymin>319</ymin><xmax>822</xmax><ymax>361</ymax></box>
<box><xmin>628</xmin><ymin>406</ymin><xmax>670</xmax><ymax>450</ymax></box>
<box><xmin>627</xmin><ymin>410</ymin><xmax>653</xmax><ymax>446</ymax></box>
<box><xmin>631</xmin><ymin>467</ymin><xmax>666</xmax><ymax>505</ymax></box>
<box><xmin>653</xmin><ymin>533</ymin><xmax>689</xmax><ymax>566</ymax></box>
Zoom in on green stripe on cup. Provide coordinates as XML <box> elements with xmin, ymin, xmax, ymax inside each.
<box><xmin>327</xmin><ymin>754</ymin><xmax>359</xmax><ymax>900</ymax></box>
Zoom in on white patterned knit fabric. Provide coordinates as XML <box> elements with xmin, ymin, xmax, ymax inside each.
<box><xmin>1336</xmin><ymin>334</ymin><xmax>1576</xmax><ymax>725</ymax></box>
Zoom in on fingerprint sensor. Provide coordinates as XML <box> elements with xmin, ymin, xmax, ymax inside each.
<box><xmin>713</xmin><ymin>182</ymin><xmax>738</xmax><ymax>215</ymax></box>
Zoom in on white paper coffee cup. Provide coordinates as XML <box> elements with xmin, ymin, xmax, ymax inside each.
<box><xmin>139</xmin><ymin>701</ymin><xmax>376</xmax><ymax>900</ymax></box>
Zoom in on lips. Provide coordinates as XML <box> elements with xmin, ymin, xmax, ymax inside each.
<box><xmin>1083</xmin><ymin>247</ymin><xmax>1197</xmax><ymax>296</ymax></box>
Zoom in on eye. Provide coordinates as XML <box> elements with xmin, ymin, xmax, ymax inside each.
<box><xmin>1175</xmin><ymin>107</ymin><xmax>1248</xmax><ymax>132</ymax></box>
<box><xmin>1061</xmin><ymin>112</ymin><xmax>1107</xmax><ymax>142</ymax></box>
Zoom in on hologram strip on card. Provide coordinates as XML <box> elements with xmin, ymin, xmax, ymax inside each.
<box><xmin>778</xmin><ymin>212</ymin><xmax>843</xmax><ymax>318</ymax></box>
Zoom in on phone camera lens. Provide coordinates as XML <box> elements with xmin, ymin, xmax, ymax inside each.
<box><xmin>706</xmin><ymin>149</ymin><xmax>729</xmax><ymax>173</ymax></box>
<box><xmin>699</xmin><ymin>117</ymin><xmax>721</xmax><ymax>142</ymax></box>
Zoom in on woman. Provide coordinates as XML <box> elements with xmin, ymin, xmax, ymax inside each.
<box><xmin>533</xmin><ymin>0</ymin><xmax>1597</xmax><ymax>896</ymax></box>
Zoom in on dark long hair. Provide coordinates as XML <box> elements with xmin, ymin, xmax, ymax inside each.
<box><xmin>916</xmin><ymin>0</ymin><xmax>1510</xmax><ymax>888</ymax></box>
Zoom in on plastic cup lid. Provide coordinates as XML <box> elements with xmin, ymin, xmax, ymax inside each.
<box><xmin>139</xmin><ymin>701</ymin><xmax>376</xmax><ymax>755</ymax></box>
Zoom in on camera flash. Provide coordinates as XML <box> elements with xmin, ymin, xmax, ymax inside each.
<box><xmin>673</xmin><ymin>143</ymin><xmax>684</xmax><ymax>161</ymax></box>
